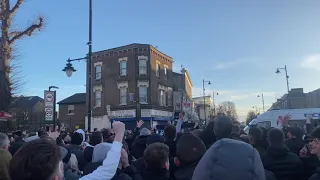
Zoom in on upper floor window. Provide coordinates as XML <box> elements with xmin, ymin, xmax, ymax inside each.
<box><xmin>159</xmin><ymin>89</ymin><xmax>167</xmax><ymax>106</ymax></box>
<box><xmin>156</xmin><ymin>63</ymin><xmax>160</xmax><ymax>77</ymax></box>
<box><xmin>120</xmin><ymin>87</ymin><xmax>127</xmax><ymax>105</ymax></box>
<box><xmin>120</xmin><ymin>61</ymin><xmax>127</xmax><ymax>76</ymax></box>
<box><xmin>95</xmin><ymin>65</ymin><xmax>102</xmax><ymax>80</ymax></box>
<box><xmin>139</xmin><ymin>60</ymin><xmax>147</xmax><ymax>75</ymax></box>
<box><xmin>139</xmin><ymin>86</ymin><xmax>148</xmax><ymax>103</ymax></box>
<box><xmin>95</xmin><ymin>90</ymin><xmax>102</xmax><ymax>107</ymax></box>
<box><xmin>164</xmin><ymin>67</ymin><xmax>168</xmax><ymax>80</ymax></box>
<box><xmin>68</xmin><ymin>105</ymin><xmax>74</xmax><ymax>114</ymax></box>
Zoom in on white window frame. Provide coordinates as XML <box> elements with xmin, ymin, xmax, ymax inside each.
<box><xmin>119</xmin><ymin>57</ymin><xmax>128</xmax><ymax>76</ymax></box>
<box><xmin>139</xmin><ymin>60</ymin><xmax>147</xmax><ymax>75</ymax></box>
<box><xmin>67</xmin><ymin>105</ymin><xmax>75</xmax><ymax>115</ymax></box>
<box><xmin>156</xmin><ymin>62</ymin><xmax>160</xmax><ymax>77</ymax></box>
<box><xmin>120</xmin><ymin>87</ymin><xmax>127</xmax><ymax>105</ymax></box>
<box><xmin>159</xmin><ymin>89</ymin><xmax>167</xmax><ymax>106</ymax></box>
<box><xmin>95</xmin><ymin>65</ymin><xmax>102</xmax><ymax>80</ymax></box>
<box><xmin>139</xmin><ymin>86</ymin><xmax>148</xmax><ymax>103</ymax></box>
<box><xmin>95</xmin><ymin>90</ymin><xmax>102</xmax><ymax>107</ymax></box>
<box><xmin>164</xmin><ymin>66</ymin><xmax>168</xmax><ymax>80</ymax></box>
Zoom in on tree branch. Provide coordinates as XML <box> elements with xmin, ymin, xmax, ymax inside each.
<box><xmin>9</xmin><ymin>16</ymin><xmax>44</xmax><ymax>44</ymax></box>
<box><xmin>9</xmin><ymin>31</ymin><xmax>21</xmax><ymax>37</ymax></box>
<box><xmin>10</xmin><ymin>0</ymin><xmax>24</xmax><ymax>16</ymax></box>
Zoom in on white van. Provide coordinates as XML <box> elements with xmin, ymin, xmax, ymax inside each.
<box><xmin>244</xmin><ymin>108</ymin><xmax>320</xmax><ymax>133</ymax></box>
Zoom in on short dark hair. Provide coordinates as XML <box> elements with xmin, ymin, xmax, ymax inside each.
<box><xmin>10</xmin><ymin>138</ymin><xmax>61</xmax><ymax>180</ymax></box>
<box><xmin>232</xmin><ymin>124</ymin><xmax>241</xmax><ymax>135</ymax></box>
<box><xmin>101</xmin><ymin>129</ymin><xmax>112</xmax><ymax>140</ymax></box>
<box><xmin>144</xmin><ymin>142</ymin><xmax>169</xmax><ymax>170</ymax></box>
<box><xmin>312</xmin><ymin>127</ymin><xmax>320</xmax><ymax>139</ymax></box>
<box><xmin>268</xmin><ymin>128</ymin><xmax>284</xmax><ymax>145</ymax></box>
<box><xmin>213</xmin><ymin>116</ymin><xmax>233</xmax><ymax>139</ymax></box>
<box><xmin>90</xmin><ymin>131</ymin><xmax>102</xmax><ymax>146</ymax></box>
<box><xmin>248</xmin><ymin>127</ymin><xmax>263</xmax><ymax>142</ymax></box>
<box><xmin>176</xmin><ymin>134</ymin><xmax>206</xmax><ymax>166</ymax></box>
<box><xmin>288</xmin><ymin>127</ymin><xmax>303</xmax><ymax>138</ymax></box>
<box><xmin>164</xmin><ymin>125</ymin><xmax>176</xmax><ymax>140</ymax></box>
<box><xmin>71</xmin><ymin>132</ymin><xmax>83</xmax><ymax>145</ymax></box>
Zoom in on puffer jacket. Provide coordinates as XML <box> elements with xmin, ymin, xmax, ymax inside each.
<box><xmin>192</xmin><ymin>138</ymin><xmax>265</xmax><ymax>180</ymax></box>
<box><xmin>261</xmin><ymin>146</ymin><xmax>303</xmax><ymax>180</ymax></box>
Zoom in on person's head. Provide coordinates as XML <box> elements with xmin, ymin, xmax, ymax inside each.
<box><xmin>248</xmin><ymin>127</ymin><xmax>263</xmax><ymax>145</ymax></box>
<box><xmin>198</xmin><ymin>121</ymin><xmax>216</xmax><ymax>149</ymax></box>
<box><xmin>101</xmin><ymin>128</ymin><xmax>115</xmax><ymax>143</ymax></box>
<box><xmin>90</xmin><ymin>131</ymin><xmax>103</xmax><ymax>146</ymax></box>
<box><xmin>0</xmin><ymin>149</ymin><xmax>12</xmax><ymax>180</ymax></box>
<box><xmin>56</xmin><ymin>137</ymin><xmax>65</xmax><ymax>146</ymax></box>
<box><xmin>144</xmin><ymin>142</ymin><xmax>169</xmax><ymax>170</ymax></box>
<box><xmin>174</xmin><ymin>134</ymin><xmax>206</xmax><ymax>167</ymax></box>
<box><xmin>92</xmin><ymin>143</ymin><xmax>112</xmax><ymax>163</ymax></box>
<box><xmin>213</xmin><ymin>116</ymin><xmax>233</xmax><ymax>139</ymax></box>
<box><xmin>267</xmin><ymin>128</ymin><xmax>284</xmax><ymax>146</ymax></box>
<box><xmin>93</xmin><ymin>128</ymin><xmax>98</xmax><ymax>132</ymax></box>
<box><xmin>38</xmin><ymin>129</ymin><xmax>48</xmax><ymax>138</ymax></box>
<box><xmin>10</xmin><ymin>138</ymin><xmax>63</xmax><ymax>180</ymax></box>
<box><xmin>140</xmin><ymin>128</ymin><xmax>151</xmax><ymax>136</ymax></box>
<box><xmin>14</xmin><ymin>130</ymin><xmax>22</xmax><ymax>140</ymax></box>
<box><xmin>287</xmin><ymin>127</ymin><xmax>303</xmax><ymax>139</ymax></box>
<box><xmin>164</xmin><ymin>125</ymin><xmax>176</xmax><ymax>140</ymax></box>
<box><xmin>71</xmin><ymin>132</ymin><xmax>83</xmax><ymax>146</ymax></box>
<box><xmin>146</xmin><ymin>134</ymin><xmax>165</xmax><ymax>146</ymax></box>
<box><xmin>232</xmin><ymin>124</ymin><xmax>241</xmax><ymax>135</ymax></box>
<box><xmin>192</xmin><ymin>129</ymin><xmax>203</xmax><ymax>137</ymax></box>
<box><xmin>310</xmin><ymin>127</ymin><xmax>320</xmax><ymax>155</ymax></box>
<box><xmin>0</xmin><ymin>132</ymin><xmax>10</xmax><ymax>150</ymax></box>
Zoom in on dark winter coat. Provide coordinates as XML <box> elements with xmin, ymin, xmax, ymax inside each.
<box><xmin>252</xmin><ymin>143</ymin><xmax>267</xmax><ymax>157</ymax></box>
<box><xmin>301</xmin><ymin>156</ymin><xmax>320</xmax><ymax>180</ymax></box>
<box><xmin>9</xmin><ymin>139</ymin><xmax>25</xmax><ymax>155</ymax></box>
<box><xmin>83</xmin><ymin>162</ymin><xmax>102</xmax><ymax>176</ymax></box>
<box><xmin>141</xmin><ymin>168</ymin><xmax>170</xmax><ymax>180</ymax></box>
<box><xmin>285</xmin><ymin>138</ymin><xmax>305</xmax><ymax>156</ymax></box>
<box><xmin>111</xmin><ymin>166</ymin><xmax>143</xmax><ymax>180</ymax></box>
<box><xmin>310</xmin><ymin>167</ymin><xmax>320</xmax><ymax>180</ymax></box>
<box><xmin>192</xmin><ymin>138</ymin><xmax>265</xmax><ymax>180</ymax></box>
<box><xmin>132</xmin><ymin>157</ymin><xmax>145</xmax><ymax>174</ymax></box>
<box><xmin>130</xmin><ymin>136</ymin><xmax>148</xmax><ymax>159</ymax></box>
<box><xmin>172</xmin><ymin>161</ymin><xmax>198</xmax><ymax>180</ymax></box>
<box><xmin>261</xmin><ymin>145</ymin><xmax>303</xmax><ymax>180</ymax></box>
<box><xmin>65</xmin><ymin>144</ymin><xmax>86</xmax><ymax>171</ymax></box>
<box><xmin>164</xmin><ymin>139</ymin><xmax>176</xmax><ymax>159</ymax></box>
<box><xmin>265</xmin><ymin>169</ymin><xmax>277</xmax><ymax>180</ymax></box>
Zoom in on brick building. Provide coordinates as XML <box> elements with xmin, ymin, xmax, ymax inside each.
<box><xmin>87</xmin><ymin>43</ymin><xmax>174</xmax><ymax>130</ymax></box>
<box><xmin>270</xmin><ymin>88</ymin><xmax>307</xmax><ymax>109</ymax></box>
<box><xmin>57</xmin><ymin>93</ymin><xmax>86</xmax><ymax>131</ymax></box>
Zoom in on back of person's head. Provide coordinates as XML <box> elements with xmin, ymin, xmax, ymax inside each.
<box><xmin>287</xmin><ymin>127</ymin><xmax>303</xmax><ymax>139</ymax></box>
<box><xmin>232</xmin><ymin>124</ymin><xmax>241</xmax><ymax>135</ymax></box>
<box><xmin>267</xmin><ymin>128</ymin><xmax>284</xmax><ymax>146</ymax></box>
<box><xmin>0</xmin><ymin>132</ymin><xmax>10</xmax><ymax>150</ymax></box>
<box><xmin>146</xmin><ymin>134</ymin><xmax>165</xmax><ymax>146</ymax></box>
<box><xmin>192</xmin><ymin>129</ymin><xmax>203</xmax><ymax>137</ymax></box>
<box><xmin>10</xmin><ymin>138</ymin><xmax>63</xmax><ymax>180</ymax></box>
<box><xmin>140</xmin><ymin>128</ymin><xmax>151</xmax><ymax>136</ymax></box>
<box><xmin>175</xmin><ymin>134</ymin><xmax>206</xmax><ymax>167</ymax></box>
<box><xmin>90</xmin><ymin>131</ymin><xmax>103</xmax><ymax>146</ymax></box>
<box><xmin>248</xmin><ymin>127</ymin><xmax>263</xmax><ymax>144</ymax></box>
<box><xmin>101</xmin><ymin>128</ymin><xmax>115</xmax><ymax>143</ymax></box>
<box><xmin>71</xmin><ymin>132</ymin><xmax>83</xmax><ymax>146</ymax></box>
<box><xmin>56</xmin><ymin>137</ymin><xmax>65</xmax><ymax>146</ymax></box>
<box><xmin>213</xmin><ymin>116</ymin><xmax>233</xmax><ymax>139</ymax></box>
<box><xmin>92</xmin><ymin>143</ymin><xmax>111</xmax><ymax>163</ymax></box>
<box><xmin>144</xmin><ymin>142</ymin><xmax>169</xmax><ymax>170</ymax></box>
<box><xmin>0</xmin><ymin>149</ymin><xmax>12</xmax><ymax>180</ymax></box>
<box><xmin>192</xmin><ymin>138</ymin><xmax>265</xmax><ymax>180</ymax></box>
<box><xmin>93</xmin><ymin>128</ymin><xmax>98</xmax><ymax>132</ymax></box>
<box><xmin>164</xmin><ymin>125</ymin><xmax>176</xmax><ymax>140</ymax></box>
<box><xmin>38</xmin><ymin>129</ymin><xmax>48</xmax><ymax>138</ymax></box>
<box><xmin>198</xmin><ymin>121</ymin><xmax>216</xmax><ymax>149</ymax></box>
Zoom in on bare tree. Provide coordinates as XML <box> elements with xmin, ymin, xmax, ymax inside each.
<box><xmin>218</xmin><ymin>101</ymin><xmax>239</xmax><ymax>121</ymax></box>
<box><xmin>246</xmin><ymin>110</ymin><xmax>258</xmax><ymax>125</ymax></box>
<box><xmin>0</xmin><ymin>0</ymin><xmax>43</xmax><ymax>112</ymax></box>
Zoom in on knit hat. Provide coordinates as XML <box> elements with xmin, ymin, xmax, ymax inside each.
<box><xmin>92</xmin><ymin>143</ymin><xmax>112</xmax><ymax>163</ymax></box>
<box><xmin>140</xmin><ymin>128</ymin><xmax>151</xmax><ymax>136</ymax></box>
<box><xmin>146</xmin><ymin>134</ymin><xmax>165</xmax><ymax>145</ymax></box>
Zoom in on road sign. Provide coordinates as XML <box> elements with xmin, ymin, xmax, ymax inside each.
<box><xmin>44</xmin><ymin>90</ymin><xmax>55</xmax><ymax>121</ymax></box>
<box><xmin>45</xmin><ymin>108</ymin><xmax>53</xmax><ymax>120</ymax></box>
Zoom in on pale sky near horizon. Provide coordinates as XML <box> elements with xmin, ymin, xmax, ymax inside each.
<box><xmin>13</xmin><ymin>0</ymin><xmax>320</xmax><ymax>121</ymax></box>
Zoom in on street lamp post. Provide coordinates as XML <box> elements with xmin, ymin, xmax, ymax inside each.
<box><xmin>62</xmin><ymin>0</ymin><xmax>93</xmax><ymax>132</ymax></box>
<box><xmin>202</xmin><ymin>79</ymin><xmax>211</xmax><ymax>124</ymax></box>
<box><xmin>276</xmin><ymin>65</ymin><xmax>290</xmax><ymax>108</ymax></box>
<box><xmin>48</xmin><ymin>86</ymin><xmax>59</xmax><ymax>130</ymax></box>
<box><xmin>257</xmin><ymin>93</ymin><xmax>265</xmax><ymax>112</ymax></box>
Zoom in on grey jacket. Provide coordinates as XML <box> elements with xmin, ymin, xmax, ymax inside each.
<box><xmin>192</xmin><ymin>138</ymin><xmax>266</xmax><ymax>180</ymax></box>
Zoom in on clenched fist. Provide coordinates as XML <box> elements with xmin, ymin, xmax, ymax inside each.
<box><xmin>113</xmin><ymin>121</ymin><xmax>125</xmax><ymax>143</ymax></box>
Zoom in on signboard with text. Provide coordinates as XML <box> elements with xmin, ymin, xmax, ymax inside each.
<box><xmin>44</xmin><ymin>91</ymin><xmax>55</xmax><ymax>121</ymax></box>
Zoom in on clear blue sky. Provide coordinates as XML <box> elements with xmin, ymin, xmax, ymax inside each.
<box><xmin>15</xmin><ymin>0</ymin><xmax>320</xmax><ymax>121</ymax></box>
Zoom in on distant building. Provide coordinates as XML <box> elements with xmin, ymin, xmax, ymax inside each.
<box><xmin>270</xmin><ymin>88</ymin><xmax>310</xmax><ymax>109</ymax></box>
<box><xmin>9</xmin><ymin>96</ymin><xmax>44</xmax><ymax>131</ymax></box>
<box><xmin>58</xmin><ymin>93</ymin><xmax>86</xmax><ymax>131</ymax></box>
<box><xmin>172</xmin><ymin>67</ymin><xmax>193</xmax><ymax>117</ymax></box>
<box><xmin>306</xmin><ymin>88</ymin><xmax>320</xmax><ymax>108</ymax></box>
<box><xmin>192</xmin><ymin>96</ymin><xmax>213</xmax><ymax>121</ymax></box>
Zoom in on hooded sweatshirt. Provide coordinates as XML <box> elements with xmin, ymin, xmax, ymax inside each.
<box><xmin>192</xmin><ymin>138</ymin><xmax>266</xmax><ymax>180</ymax></box>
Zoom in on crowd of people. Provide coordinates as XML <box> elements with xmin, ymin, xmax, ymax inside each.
<box><xmin>1</xmin><ymin>113</ymin><xmax>320</xmax><ymax>180</ymax></box>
